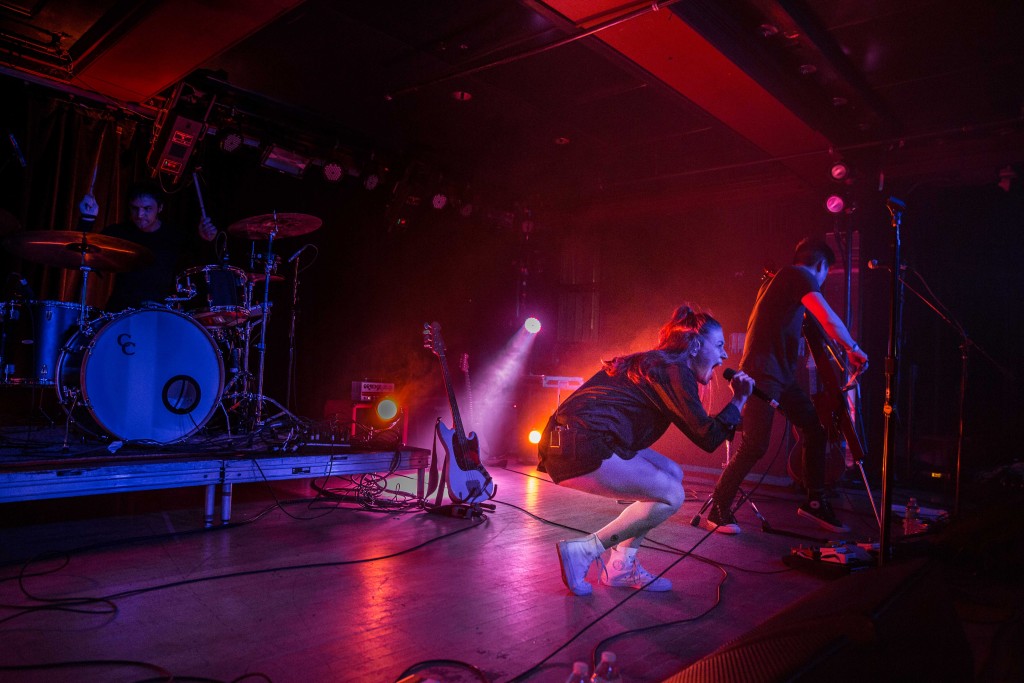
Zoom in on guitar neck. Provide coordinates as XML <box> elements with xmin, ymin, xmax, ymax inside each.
<box><xmin>437</xmin><ymin>351</ymin><xmax>468</xmax><ymax>445</ymax></box>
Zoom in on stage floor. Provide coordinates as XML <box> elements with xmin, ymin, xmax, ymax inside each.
<box><xmin>1</xmin><ymin>444</ymin><xmax>1021</xmax><ymax>682</ymax></box>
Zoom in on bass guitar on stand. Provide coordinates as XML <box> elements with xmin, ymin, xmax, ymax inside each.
<box><xmin>423</xmin><ymin>322</ymin><xmax>496</xmax><ymax>506</ymax></box>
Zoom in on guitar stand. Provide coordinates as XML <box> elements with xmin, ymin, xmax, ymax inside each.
<box><xmin>428</xmin><ymin>502</ymin><xmax>496</xmax><ymax>519</ymax></box>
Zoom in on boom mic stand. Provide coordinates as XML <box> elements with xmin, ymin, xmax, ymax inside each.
<box><xmin>879</xmin><ymin>196</ymin><xmax>904</xmax><ymax>566</ymax></box>
<box><xmin>285</xmin><ymin>249</ymin><xmax>303</xmax><ymax>411</ymax></box>
<box><xmin>876</xmin><ymin>264</ymin><xmax>1009</xmax><ymax>519</ymax></box>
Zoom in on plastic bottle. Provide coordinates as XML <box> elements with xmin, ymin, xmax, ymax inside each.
<box><xmin>590</xmin><ymin>651</ymin><xmax>621</xmax><ymax>682</ymax></box>
<box><xmin>903</xmin><ymin>497</ymin><xmax>920</xmax><ymax>535</ymax></box>
<box><xmin>565</xmin><ymin>661</ymin><xmax>589</xmax><ymax>683</ymax></box>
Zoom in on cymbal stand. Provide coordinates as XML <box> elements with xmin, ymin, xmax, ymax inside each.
<box><xmin>77</xmin><ymin>265</ymin><xmax>92</xmax><ymax>328</ymax></box>
<box><xmin>252</xmin><ymin>218</ymin><xmax>277</xmax><ymax>425</ymax></box>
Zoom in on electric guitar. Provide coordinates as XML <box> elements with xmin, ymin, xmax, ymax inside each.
<box><xmin>423</xmin><ymin>322</ymin><xmax>496</xmax><ymax>504</ymax></box>
<box><xmin>788</xmin><ymin>312</ymin><xmax>869</xmax><ymax>488</ymax></box>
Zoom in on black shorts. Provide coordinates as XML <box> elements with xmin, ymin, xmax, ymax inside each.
<box><xmin>537</xmin><ymin>418</ymin><xmax>617</xmax><ymax>484</ymax></box>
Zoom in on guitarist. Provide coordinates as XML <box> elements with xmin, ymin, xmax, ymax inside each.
<box><xmin>539</xmin><ymin>305</ymin><xmax>755</xmax><ymax>596</ymax></box>
<box><xmin>705</xmin><ymin>237</ymin><xmax>868</xmax><ymax>536</ymax></box>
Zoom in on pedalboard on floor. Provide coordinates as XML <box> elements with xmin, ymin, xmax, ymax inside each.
<box><xmin>785</xmin><ymin>541</ymin><xmax>879</xmax><ymax>577</ymax></box>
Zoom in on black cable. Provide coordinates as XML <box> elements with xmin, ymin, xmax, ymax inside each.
<box><xmin>0</xmin><ymin>514</ymin><xmax>486</xmax><ymax>626</ymax></box>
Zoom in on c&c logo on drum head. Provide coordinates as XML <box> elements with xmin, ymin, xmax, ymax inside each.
<box><xmin>117</xmin><ymin>333</ymin><xmax>136</xmax><ymax>356</ymax></box>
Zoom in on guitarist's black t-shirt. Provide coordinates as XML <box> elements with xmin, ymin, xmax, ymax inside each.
<box><xmin>739</xmin><ymin>265</ymin><xmax>818</xmax><ymax>390</ymax></box>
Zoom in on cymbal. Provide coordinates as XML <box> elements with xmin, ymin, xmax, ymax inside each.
<box><xmin>228</xmin><ymin>213</ymin><xmax>322</xmax><ymax>239</ymax></box>
<box><xmin>3</xmin><ymin>230</ymin><xmax>155</xmax><ymax>272</ymax></box>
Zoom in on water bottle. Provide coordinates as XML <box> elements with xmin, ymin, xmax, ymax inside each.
<box><xmin>565</xmin><ymin>661</ymin><xmax>589</xmax><ymax>683</ymax></box>
<box><xmin>903</xmin><ymin>497</ymin><xmax>920</xmax><ymax>535</ymax></box>
<box><xmin>590</xmin><ymin>651</ymin><xmax>621</xmax><ymax>682</ymax></box>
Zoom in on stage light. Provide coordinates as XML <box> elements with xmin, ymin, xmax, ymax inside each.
<box><xmin>261</xmin><ymin>145</ymin><xmax>310</xmax><ymax>178</ymax></box>
<box><xmin>322</xmin><ymin>161</ymin><xmax>344</xmax><ymax>182</ymax></box>
<box><xmin>432</xmin><ymin>192</ymin><xmax>447</xmax><ymax>209</ymax></box>
<box><xmin>364</xmin><ymin>172</ymin><xmax>381</xmax><ymax>190</ymax></box>
<box><xmin>528</xmin><ymin>430</ymin><xmax>542</xmax><ymax>445</ymax></box>
<box><xmin>220</xmin><ymin>131</ymin><xmax>244</xmax><ymax>153</ymax></box>
<box><xmin>375</xmin><ymin>398</ymin><xmax>399</xmax><ymax>421</ymax></box>
<box><xmin>825</xmin><ymin>194</ymin><xmax>846</xmax><ymax>213</ymax></box>
<box><xmin>524</xmin><ymin>317</ymin><xmax>541</xmax><ymax>334</ymax></box>
<box><xmin>830</xmin><ymin>161</ymin><xmax>850</xmax><ymax>181</ymax></box>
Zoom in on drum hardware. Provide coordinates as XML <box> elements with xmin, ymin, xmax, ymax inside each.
<box><xmin>225</xmin><ymin>211</ymin><xmax>321</xmax><ymax>428</ymax></box>
<box><xmin>284</xmin><ymin>244</ymin><xmax>315</xmax><ymax>411</ymax></box>
<box><xmin>167</xmin><ymin>282</ymin><xmax>197</xmax><ymax>303</ymax></box>
<box><xmin>174</xmin><ymin>264</ymin><xmax>252</xmax><ymax>328</ymax></box>
<box><xmin>2</xmin><ymin>229</ymin><xmax>154</xmax><ymax>328</ymax></box>
<box><xmin>0</xmin><ymin>300</ymin><xmax>96</xmax><ymax>385</ymax></box>
<box><xmin>55</xmin><ymin>307</ymin><xmax>224</xmax><ymax>444</ymax></box>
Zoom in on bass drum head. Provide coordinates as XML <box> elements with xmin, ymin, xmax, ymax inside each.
<box><xmin>79</xmin><ymin>308</ymin><xmax>224</xmax><ymax>443</ymax></box>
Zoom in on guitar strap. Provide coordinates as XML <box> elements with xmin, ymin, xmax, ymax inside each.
<box><xmin>424</xmin><ymin>418</ymin><xmax>449</xmax><ymax>508</ymax></box>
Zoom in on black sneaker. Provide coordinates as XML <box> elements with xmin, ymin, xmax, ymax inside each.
<box><xmin>797</xmin><ymin>498</ymin><xmax>850</xmax><ymax>533</ymax></box>
<box><xmin>703</xmin><ymin>502</ymin><xmax>741</xmax><ymax>535</ymax></box>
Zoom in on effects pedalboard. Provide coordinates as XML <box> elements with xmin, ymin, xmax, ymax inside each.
<box><xmin>785</xmin><ymin>541</ymin><xmax>879</xmax><ymax>576</ymax></box>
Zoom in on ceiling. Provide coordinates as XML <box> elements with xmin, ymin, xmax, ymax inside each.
<box><xmin>2</xmin><ymin>0</ymin><xmax>1022</xmax><ymax>218</ymax></box>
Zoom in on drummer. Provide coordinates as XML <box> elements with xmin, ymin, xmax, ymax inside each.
<box><xmin>78</xmin><ymin>180</ymin><xmax>217</xmax><ymax>311</ymax></box>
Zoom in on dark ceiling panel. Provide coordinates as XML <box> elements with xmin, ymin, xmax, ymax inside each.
<box><xmin>1</xmin><ymin>0</ymin><xmax>1020</xmax><ymax>216</ymax></box>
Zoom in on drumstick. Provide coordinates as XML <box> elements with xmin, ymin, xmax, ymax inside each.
<box><xmin>88</xmin><ymin>130</ymin><xmax>105</xmax><ymax>195</ymax></box>
<box><xmin>193</xmin><ymin>171</ymin><xmax>208</xmax><ymax>219</ymax></box>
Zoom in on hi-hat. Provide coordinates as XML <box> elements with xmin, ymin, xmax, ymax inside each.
<box><xmin>228</xmin><ymin>213</ymin><xmax>322</xmax><ymax>239</ymax></box>
<box><xmin>3</xmin><ymin>230</ymin><xmax>154</xmax><ymax>272</ymax></box>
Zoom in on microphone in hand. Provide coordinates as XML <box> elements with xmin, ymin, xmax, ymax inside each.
<box><xmin>723</xmin><ymin>368</ymin><xmax>778</xmax><ymax>408</ymax></box>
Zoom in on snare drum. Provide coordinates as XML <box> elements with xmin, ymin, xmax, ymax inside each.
<box><xmin>57</xmin><ymin>307</ymin><xmax>224</xmax><ymax>443</ymax></box>
<box><xmin>0</xmin><ymin>300</ymin><xmax>92</xmax><ymax>385</ymax></box>
<box><xmin>176</xmin><ymin>265</ymin><xmax>251</xmax><ymax>327</ymax></box>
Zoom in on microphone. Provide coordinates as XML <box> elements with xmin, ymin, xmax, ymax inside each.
<box><xmin>7</xmin><ymin>132</ymin><xmax>27</xmax><ymax>168</ymax></box>
<box><xmin>287</xmin><ymin>244</ymin><xmax>311</xmax><ymax>263</ymax></box>
<box><xmin>722</xmin><ymin>368</ymin><xmax>778</xmax><ymax>408</ymax></box>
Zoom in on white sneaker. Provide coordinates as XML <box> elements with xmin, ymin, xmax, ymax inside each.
<box><xmin>600</xmin><ymin>547</ymin><xmax>672</xmax><ymax>591</ymax></box>
<box><xmin>556</xmin><ymin>537</ymin><xmax>603</xmax><ymax>596</ymax></box>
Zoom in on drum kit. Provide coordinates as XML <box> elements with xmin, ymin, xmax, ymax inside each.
<box><xmin>0</xmin><ymin>212</ymin><xmax>320</xmax><ymax>445</ymax></box>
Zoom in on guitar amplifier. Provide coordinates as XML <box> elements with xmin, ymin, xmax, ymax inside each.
<box><xmin>351</xmin><ymin>380</ymin><xmax>396</xmax><ymax>402</ymax></box>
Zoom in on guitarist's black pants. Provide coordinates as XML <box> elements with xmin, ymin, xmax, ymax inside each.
<box><xmin>713</xmin><ymin>380</ymin><xmax>827</xmax><ymax>506</ymax></box>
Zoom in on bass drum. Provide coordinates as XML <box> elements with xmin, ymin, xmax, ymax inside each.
<box><xmin>57</xmin><ymin>308</ymin><xmax>224</xmax><ymax>444</ymax></box>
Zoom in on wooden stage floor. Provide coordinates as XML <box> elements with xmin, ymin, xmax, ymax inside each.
<box><xmin>0</xmin><ymin>446</ymin><xmax>1021</xmax><ymax>682</ymax></box>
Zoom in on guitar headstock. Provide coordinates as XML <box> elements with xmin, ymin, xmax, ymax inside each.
<box><xmin>423</xmin><ymin>321</ymin><xmax>446</xmax><ymax>359</ymax></box>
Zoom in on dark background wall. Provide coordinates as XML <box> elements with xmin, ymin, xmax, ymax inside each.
<box><xmin>2</xmin><ymin>79</ymin><xmax>1021</xmax><ymax>488</ymax></box>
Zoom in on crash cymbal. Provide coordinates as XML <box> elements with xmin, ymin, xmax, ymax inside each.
<box><xmin>228</xmin><ymin>213</ymin><xmax>322</xmax><ymax>239</ymax></box>
<box><xmin>3</xmin><ymin>230</ymin><xmax>154</xmax><ymax>272</ymax></box>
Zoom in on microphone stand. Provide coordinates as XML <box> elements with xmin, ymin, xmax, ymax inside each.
<box><xmin>888</xmin><ymin>269</ymin><xmax>1008</xmax><ymax>518</ymax></box>
<box><xmin>879</xmin><ymin>198</ymin><xmax>904</xmax><ymax>566</ymax></box>
<box><xmin>285</xmin><ymin>253</ymin><xmax>301</xmax><ymax>411</ymax></box>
